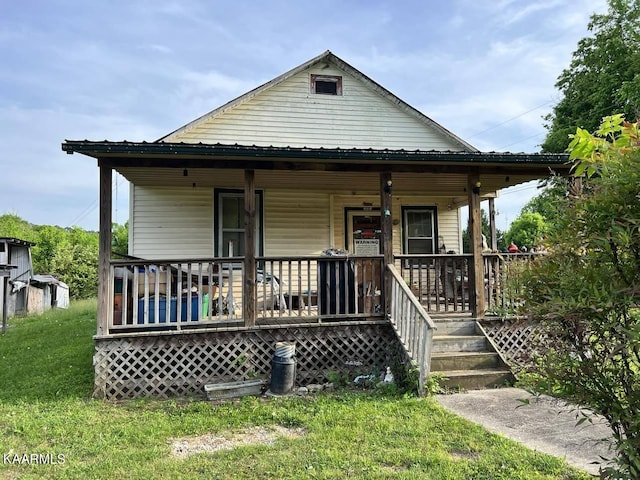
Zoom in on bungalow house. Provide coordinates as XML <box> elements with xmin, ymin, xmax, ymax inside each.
<box><xmin>63</xmin><ymin>51</ymin><xmax>570</xmax><ymax>399</ymax></box>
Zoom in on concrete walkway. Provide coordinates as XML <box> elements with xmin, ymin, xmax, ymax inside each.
<box><xmin>436</xmin><ymin>388</ymin><xmax>615</xmax><ymax>476</ymax></box>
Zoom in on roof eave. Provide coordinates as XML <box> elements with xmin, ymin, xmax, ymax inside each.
<box><xmin>62</xmin><ymin>140</ymin><xmax>570</xmax><ymax>168</ymax></box>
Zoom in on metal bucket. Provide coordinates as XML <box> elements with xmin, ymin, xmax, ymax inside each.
<box><xmin>270</xmin><ymin>355</ymin><xmax>297</xmax><ymax>395</ymax></box>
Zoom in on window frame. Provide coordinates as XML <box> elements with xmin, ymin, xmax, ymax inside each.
<box><xmin>214</xmin><ymin>188</ymin><xmax>264</xmax><ymax>259</ymax></box>
<box><xmin>401</xmin><ymin>206</ymin><xmax>439</xmax><ymax>255</ymax></box>
<box><xmin>310</xmin><ymin>74</ymin><xmax>343</xmax><ymax>96</ymax></box>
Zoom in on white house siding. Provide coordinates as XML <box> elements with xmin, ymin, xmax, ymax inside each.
<box><xmin>130</xmin><ymin>181</ymin><xmax>462</xmax><ymax>259</ymax></box>
<box><xmin>130</xmin><ymin>186</ymin><xmax>214</xmax><ymax>259</ymax></box>
<box><xmin>165</xmin><ymin>66</ymin><xmax>462</xmax><ymax>151</ymax></box>
<box><xmin>263</xmin><ymin>190</ymin><xmax>330</xmax><ymax>256</ymax></box>
<box><xmin>129</xmin><ymin>181</ymin><xmax>461</xmax><ymax>304</ymax></box>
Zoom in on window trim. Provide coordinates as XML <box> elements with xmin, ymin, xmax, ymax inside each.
<box><xmin>401</xmin><ymin>206</ymin><xmax>439</xmax><ymax>255</ymax></box>
<box><xmin>214</xmin><ymin>188</ymin><xmax>264</xmax><ymax>258</ymax></box>
<box><xmin>310</xmin><ymin>74</ymin><xmax>343</xmax><ymax>96</ymax></box>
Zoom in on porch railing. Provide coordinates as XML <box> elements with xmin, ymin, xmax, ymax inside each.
<box><xmin>396</xmin><ymin>254</ymin><xmax>472</xmax><ymax>312</ymax></box>
<box><xmin>106</xmin><ymin>253</ymin><xmax>539</xmax><ymax>333</ymax></box>
<box><xmin>388</xmin><ymin>263</ymin><xmax>436</xmax><ymax>395</ymax></box>
<box><xmin>483</xmin><ymin>252</ymin><xmax>541</xmax><ymax>314</ymax></box>
<box><xmin>396</xmin><ymin>253</ymin><xmax>540</xmax><ymax>315</ymax></box>
<box><xmin>108</xmin><ymin>255</ymin><xmax>385</xmax><ymax>332</ymax></box>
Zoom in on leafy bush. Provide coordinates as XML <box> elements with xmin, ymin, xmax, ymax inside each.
<box><xmin>519</xmin><ymin>115</ymin><xmax>640</xmax><ymax>478</ymax></box>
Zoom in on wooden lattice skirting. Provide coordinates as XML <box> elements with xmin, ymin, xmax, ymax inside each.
<box><xmin>94</xmin><ymin>323</ymin><xmax>402</xmax><ymax>400</ymax></box>
<box><xmin>481</xmin><ymin>318</ymin><xmax>544</xmax><ymax>369</ymax></box>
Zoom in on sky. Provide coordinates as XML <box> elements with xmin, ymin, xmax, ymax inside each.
<box><xmin>0</xmin><ymin>0</ymin><xmax>608</xmax><ymax>232</ymax></box>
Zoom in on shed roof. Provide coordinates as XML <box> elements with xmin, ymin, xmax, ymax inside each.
<box><xmin>32</xmin><ymin>274</ymin><xmax>69</xmax><ymax>289</ymax></box>
<box><xmin>0</xmin><ymin>237</ymin><xmax>36</xmax><ymax>247</ymax></box>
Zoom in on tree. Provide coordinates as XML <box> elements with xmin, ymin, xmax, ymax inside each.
<box><xmin>462</xmin><ymin>208</ymin><xmax>505</xmax><ymax>253</ymax></box>
<box><xmin>542</xmin><ymin>0</ymin><xmax>640</xmax><ymax>153</ymax></box>
<box><xmin>520</xmin><ymin>115</ymin><xmax>640</xmax><ymax>477</ymax></box>
<box><xmin>56</xmin><ymin>227</ymin><xmax>99</xmax><ymax>299</ymax></box>
<box><xmin>0</xmin><ymin>213</ymin><xmax>36</xmax><ymax>241</ymax></box>
<box><xmin>50</xmin><ymin>237</ymin><xmax>98</xmax><ymax>300</ymax></box>
<box><xmin>521</xmin><ymin>177</ymin><xmax>570</xmax><ymax>234</ymax></box>
<box><xmin>32</xmin><ymin>225</ymin><xmax>67</xmax><ymax>274</ymax></box>
<box><xmin>112</xmin><ymin>222</ymin><xmax>129</xmax><ymax>256</ymax></box>
<box><xmin>504</xmin><ymin>212</ymin><xmax>547</xmax><ymax>250</ymax></box>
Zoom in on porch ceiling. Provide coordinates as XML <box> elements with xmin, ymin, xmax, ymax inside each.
<box><xmin>115</xmin><ymin>168</ymin><xmax>537</xmax><ymax>200</ymax></box>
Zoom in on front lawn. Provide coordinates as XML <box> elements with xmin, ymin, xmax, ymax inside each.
<box><xmin>0</xmin><ymin>301</ymin><xmax>589</xmax><ymax>479</ymax></box>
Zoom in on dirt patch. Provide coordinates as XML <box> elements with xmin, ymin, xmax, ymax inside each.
<box><xmin>170</xmin><ymin>426</ymin><xmax>305</xmax><ymax>459</ymax></box>
<box><xmin>449</xmin><ymin>449</ymin><xmax>480</xmax><ymax>462</ymax></box>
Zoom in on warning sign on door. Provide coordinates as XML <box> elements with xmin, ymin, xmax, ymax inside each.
<box><xmin>354</xmin><ymin>239</ymin><xmax>380</xmax><ymax>255</ymax></box>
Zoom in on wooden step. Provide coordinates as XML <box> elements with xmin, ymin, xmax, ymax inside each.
<box><xmin>432</xmin><ymin>320</ymin><xmax>478</xmax><ymax>336</ymax></box>
<box><xmin>432</xmin><ymin>335</ymin><xmax>488</xmax><ymax>353</ymax></box>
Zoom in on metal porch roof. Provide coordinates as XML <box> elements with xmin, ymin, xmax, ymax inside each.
<box><xmin>62</xmin><ymin>140</ymin><xmax>570</xmax><ymax>169</ymax></box>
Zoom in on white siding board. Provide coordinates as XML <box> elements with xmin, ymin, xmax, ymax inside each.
<box><xmin>120</xmin><ymin>170</ymin><xmax>477</xmax><ymax>198</ymax></box>
<box><xmin>131</xmin><ymin>186</ymin><xmax>213</xmax><ymax>259</ymax></box>
<box><xmin>170</xmin><ymin>68</ymin><xmax>462</xmax><ymax>151</ymax></box>
<box><xmin>263</xmin><ymin>190</ymin><xmax>331</xmax><ymax>256</ymax></box>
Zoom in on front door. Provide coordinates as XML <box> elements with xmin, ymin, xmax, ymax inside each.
<box><xmin>347</xmin><ymin>210</ymin><xmax>382</xmax><ymax>255</ymax></box>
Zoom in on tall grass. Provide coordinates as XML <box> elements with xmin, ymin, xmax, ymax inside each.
<box><xmin>0</xmin><ymin>302</ymin><xmax>590</xmax><ymax>479</ymax></box>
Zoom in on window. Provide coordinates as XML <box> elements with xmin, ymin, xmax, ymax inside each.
<box><xmin>215</xmin><ymin>189</ymin><xmax>263</xmax><ymax>258</ymax></box>
<box><xmin>402</xmin><ymin>207</ymin><xmax>438</xmax><ymax>254</ymax></box>
<box><xmin>310</xmin><ymin>74</ymin><xmax>342</xmax><ymax>95</ymax></box>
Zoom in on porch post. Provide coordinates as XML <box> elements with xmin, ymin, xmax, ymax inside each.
<box><xmin>243</xmin><ymin>169</ymin><xmax>256</xmax><ymax>327</ymax></box>
<box><xmin>467</xmin><ymin>172</ymin><xmax>485</xmax><ymax>318</ymax></box>
<box><xmin>97</xmin><ymin>164</ymin><xmax>113</xmax><ymax>336</ymax></box>
<box><xmin>488</xmin><ymin>197</ymin><xmax>497</xmax><ymax>251</ymax></box>
<box><xmin>380</xmin><ymin>172</ymin><xmax>393</xmax><ymax>315</ymax></box>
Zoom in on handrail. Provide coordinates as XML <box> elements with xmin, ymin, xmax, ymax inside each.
<box><xmin>110</xmin><ymin>254</ymin><xmax>385</xmax><ymax>266</ymax></box>
<box><xmin>387</xmin><ymin>263</ymin><xmax>436</xmax><ymax>395</ymax></box>
<box><xmin>388</xmin><ymin>264</ymin><xmax>437</xmax><ymax>330</ymax></box>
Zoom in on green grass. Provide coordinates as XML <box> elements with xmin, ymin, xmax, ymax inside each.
<box><xmin>0</xmin><ymin>302</ymin><xmax>591</xmax><ymax>479</ymax></box>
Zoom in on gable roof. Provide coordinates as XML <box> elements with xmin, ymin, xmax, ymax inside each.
<box><xmin>158</xmin><ymin>50</ymin><xmax>477</xmax><ymax>152</ymax></box>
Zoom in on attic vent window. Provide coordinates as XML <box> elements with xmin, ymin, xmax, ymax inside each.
<box><xmin>311</xmin><ymin>74</ymin><xmax>342</xmax><ymax>96</ymax></box>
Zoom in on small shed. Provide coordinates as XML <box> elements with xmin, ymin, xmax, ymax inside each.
<box><xmin>29</xmin><ymin>275</ymin><xmax>70</xmax><ymax>315</ymax></box>
<box><xmin>0</xmin><ymin>237</ymin><xmax>35</xmax><ymax>330</ymax></box>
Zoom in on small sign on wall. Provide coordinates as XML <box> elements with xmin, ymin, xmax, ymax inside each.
<box><xmin>354</xmin><ymin>239</ymin><xmax>380</xmax><ymax>255</ymax></box>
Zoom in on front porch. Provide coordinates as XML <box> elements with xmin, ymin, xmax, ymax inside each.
<box><xmin>61</xmin><ymin>142</ymin><xmax>567</xmax><ymax>400</ymax></box>
<box><xmin>94</xmin><ymin>252</ymin><xmax>535</xmax><ymax>399</ymax></box>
